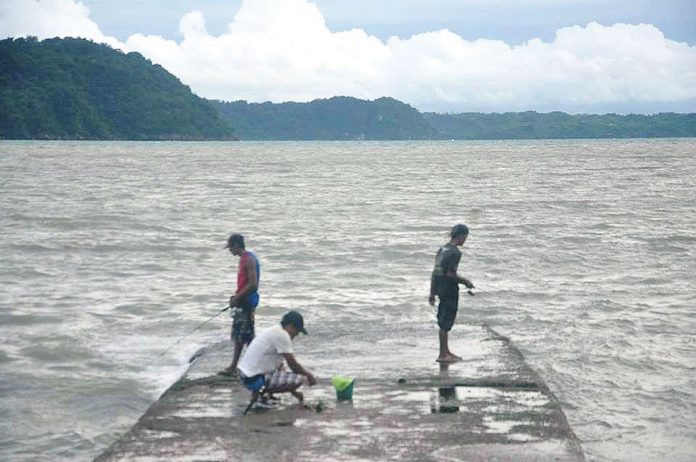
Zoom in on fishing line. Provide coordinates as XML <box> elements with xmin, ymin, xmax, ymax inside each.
<box><xmin>147</xmin><ymin>305</ymin><xmax>230</xmax><ymax>365</ymax></box>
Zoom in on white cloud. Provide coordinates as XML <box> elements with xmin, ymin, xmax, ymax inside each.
<box><xmin>2</xmin><ymin>0</ymin><xmax>695</xmax><ymax>112</ymax></box>
<box><xmin>0</xmin><ymin>0</ymin><xmax>122</xmax><ymax>49</ymax></box>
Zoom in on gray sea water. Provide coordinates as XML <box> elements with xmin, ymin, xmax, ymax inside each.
<box><xmin>0</xmin><ymin>139</ymin><xmax>695</xmax><ymax>461</ymax></box>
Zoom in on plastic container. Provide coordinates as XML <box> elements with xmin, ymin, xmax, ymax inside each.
<box><xmin>331</xmin><ymin>375</ymin><xmax>354</xmax><ymax>401</ymax></box>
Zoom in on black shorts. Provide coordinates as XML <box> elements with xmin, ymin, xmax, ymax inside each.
<box><xmin>437</xmin><ymin>291</ymin><xmax>459</xmax><ymax>332</ymax></box>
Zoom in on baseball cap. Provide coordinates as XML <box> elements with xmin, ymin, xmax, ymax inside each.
<box><xmin>224</xmin><ymin>233</ymin><xmax>244</xmax><ymax>249</ymax></box>
<box><xmin>281</xmin><ymin>310</ymin><xmax>308</xmax><ymax>335</ymax></box>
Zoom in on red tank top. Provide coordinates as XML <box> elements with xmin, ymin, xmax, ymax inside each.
<box><xmin>237</xmin><ymin>251</ymin><xmax>254</xmax><ymax>294</ymax></box>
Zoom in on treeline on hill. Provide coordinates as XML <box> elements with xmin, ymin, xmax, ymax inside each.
<box><xmin>210</xmin><ymin>97</ymin><xmax>436</xmax><ymax>140</ymax></box>
<box><xmin>213</xmin><ymin>100</ymin><xmax>695</xmax><ymax>140</ymax></box>
<box><xmin>0</xmin><ymin>37</ymin><xmax>236</xmax><ymax>140</ymax></box>
<box><xmin>424</xmin><ymin>112</ymin><xmax>696</xmax><ymax>140</ymax></box>
<box><xmin>212</xmin><ymin>102</ymin><xmax>696</xmax><ymax>140</ymax></box>
<box><xmin>1</xmin><ymin>38</ymin><xmax>694</xmax><ymax>141</ymax></box>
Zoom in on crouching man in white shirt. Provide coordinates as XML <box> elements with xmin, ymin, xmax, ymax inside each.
<box><xmin>237</xmin><ymin>310</ymin><xmax>317</xmax><ymax>403</ymax></box>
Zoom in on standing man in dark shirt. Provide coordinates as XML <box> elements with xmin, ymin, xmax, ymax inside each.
<box><xmin>429</xmin><ymin>224</ymin><xmax>474</xmax><ymax>363</ymax></box>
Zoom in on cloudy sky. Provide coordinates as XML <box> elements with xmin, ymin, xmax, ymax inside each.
<box><xmin>2</xmin><ymin>0</ymin><xmax>695</xmax><ymax>113</ymax></box>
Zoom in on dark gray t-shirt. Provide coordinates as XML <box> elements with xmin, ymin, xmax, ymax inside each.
<box><xmin>432</xmin><ymin>243</ymin><xmax>461</xmax><ymax>296</ymax></box>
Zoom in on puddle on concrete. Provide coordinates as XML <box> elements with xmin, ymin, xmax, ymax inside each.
<box><xmin>507</xmin><ymin>432</ymin><xmax>541</xmax><ymax>442</ymax></box>
<box><xmin>483</xmin><ymin>416</ymin><xmax>532</xmax><ymax>433</ymax></box>
<box><xmin>168</xmin><ymin>406</ymin><xmax>233</xmax><ymax>418</ymax></box>
<box><xmin>288</xmin><ymin>384</ymin><xmax>550</xmax><ymax>425</ymax></box>
<box><xmin>391</xmin><ymin>391</ymin><xmax>432</xmax><ymax>402</ymax></box>
<box><xmin>388</xmin><ymin>386</ymin><xmax>550</xmax><ymax>416</ymax></box>
<box><xmin>140</xmin><ymin>429</ymin><xmax>180</xmax><ymax>439</ymax></box>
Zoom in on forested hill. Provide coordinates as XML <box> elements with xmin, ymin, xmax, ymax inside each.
<box><xmin>1</xmin><ymin>38</ymin><xmax>693</xmax><ymax>141</ymax></box>
<box><xmin>0</xmin><ymin>37</ymin><xmax>236</xmax><ymax>140</ymax></box>
<box><xmin>210</xmin><ymin>97</ymin><xmax>436</xmax><ymax>140</ymax></box>
<box><xmin>424</xmin><ymin>111</ymin><xmax>696</xmax><ymax>140</ymax></box>
<box><xmin>213</xmin><ymin>98</ymin><xmax>695</xmax><ymax>140</ymax></box>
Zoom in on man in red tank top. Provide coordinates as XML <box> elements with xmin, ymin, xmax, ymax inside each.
<box><xmin>221</xmin><ymin>233</ymin><xmax>260</xmax><ymax>375</ymax></box>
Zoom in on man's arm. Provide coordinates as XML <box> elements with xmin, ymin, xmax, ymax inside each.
<box><xmin>282</xmin><ymin>353</ymin><xmax>317</xmax><ymax>385</ymax></box>
<box><xmin>429</xmin><ymin>274</ymin><xmax>436</xmax><ymax>306</ymax></box>
<box><xmin>453</xmin><ymin>272</ymin><xmax>474</xmax><ymax>289</ymax></box>
<box><xmin>446</xmin><ymin>270</ymin><xmax>474</xmax><ymax>289</ymax></box>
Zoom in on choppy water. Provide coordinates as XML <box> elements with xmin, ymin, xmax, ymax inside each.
<box><xmin>0</xmin><ymin>139</ymin><xmax>695</xmax><ymax>461</ymax></box>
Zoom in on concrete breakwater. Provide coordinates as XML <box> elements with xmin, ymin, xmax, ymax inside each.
<box><xmin>96</xmin><ymin>323</ymin><xmax>584</xmax><ymax>461</ymax></box>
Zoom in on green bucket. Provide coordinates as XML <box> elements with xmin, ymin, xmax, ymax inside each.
<box><xmin>332</xmin><ymin>375</ymin><xmax>354</xmax><ymax>401</ymax></box>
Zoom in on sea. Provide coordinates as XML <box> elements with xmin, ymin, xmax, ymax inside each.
<box><xmin>0</xmin><ymin>139</ymin><xmax>694</xmax><ymax>461</ymax></box>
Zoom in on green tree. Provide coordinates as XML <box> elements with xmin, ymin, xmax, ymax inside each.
<box><xmin>0</xmin><ymin>37</ymin><xmax>236</xmax><ymax>140</ymax></box>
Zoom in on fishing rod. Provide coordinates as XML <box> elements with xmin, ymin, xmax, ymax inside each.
<box><xmin>147</xmin><ymin>305</ymin><xmax>231</xmax><ymax>365</ymax></box>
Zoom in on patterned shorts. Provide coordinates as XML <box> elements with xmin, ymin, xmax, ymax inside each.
<box><xmin>263</xmin><ymin>369</ymin><xmax>308</xmax><ymax>393</ymax></box>
<box><xmin>231</xmin><ymin>306</ymin><xmax>255</xmax><ymax>344</ymax></box>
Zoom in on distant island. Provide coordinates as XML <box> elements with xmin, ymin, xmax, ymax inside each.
<box><xmin>1</xmin><ymin>37</ymin><xmax>695</xmax><ymax>141</ymax></box>
<box><xmin>423</xmin><ymin>111</ymin><xmax>696</xmax><ymax>140</ymax></box>
<box><xmin>214</xmin><ymin>99</ymin><xmax>696</xmax><ymax>140</ymax></box>
<box><xmin>210</xmin><ymin>97</ymin><xmax>436</xmax><ymax>140</ymax></box>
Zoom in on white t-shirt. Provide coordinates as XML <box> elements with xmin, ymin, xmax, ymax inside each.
<box><xmin>238</xmin><ymin>325</ymin><xmax>294</xmax><ymax>377</ymax></box>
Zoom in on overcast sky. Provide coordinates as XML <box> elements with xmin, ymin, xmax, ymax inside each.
<box><xmin>2</xmin><ymin>0</ymin><xmax>695</xmax><ymax>113</ymax></box>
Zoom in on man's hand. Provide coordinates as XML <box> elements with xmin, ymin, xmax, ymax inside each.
<box><xmin>306</xmin><ymin>372</ymin><xmax>317</xmax><ymax>386</ymax></box>
<box><xmin>461</xmin><ymin>278</ymin><xmax>474</xmax><ymax>289</ymax></box>
<box><xmin>428</xmin><ymin>294</ymin><xmax>436</xmax><ymax>306</ymax></box>
<box><xmin>229</xmin><ymin>295</ymin><xmax>239</xmax><ymax>307</ymax></box>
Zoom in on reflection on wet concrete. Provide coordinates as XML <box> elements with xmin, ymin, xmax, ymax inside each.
<box><xmin>432</xmin><ymin>362</ymin><xmax>460</xmax><ymax>413</ymax></box>
<box><xmin>432</xmin><ymin>386</ymin><xmax>460</xmax><ymax>413</ymax></box>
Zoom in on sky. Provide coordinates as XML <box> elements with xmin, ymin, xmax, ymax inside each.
<box><xmin>1</xmin><ymin>0</ymin><xmax>695</xmax><ymax>113</ymax></box>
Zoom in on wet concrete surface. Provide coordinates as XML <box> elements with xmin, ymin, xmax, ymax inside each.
<box><xmin>96</xmin><ymin>323</ymin><xmax>584</xmax><ymax>461</ymax></box>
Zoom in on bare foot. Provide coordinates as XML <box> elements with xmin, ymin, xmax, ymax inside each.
<box><xmin>436</xmin><ymin>354</ymin><xmax>462</xmax><ymax>363</ymax></box>
<box><xmin>448</xmin><ymin>352</ymin><xmax>462</xmax><ymax>360</ymax></box>
<box><xmin>291</xmin><ymin>390</ymin><xmax>304</xmax><ymax>403</ymax></box>
<box><xmin>218</xmin><ymin>367</ymin><xmax>237</xmax><ymax>377</ymax></box>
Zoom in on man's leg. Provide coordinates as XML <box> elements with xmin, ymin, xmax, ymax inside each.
<box><xmin>227</xmin><ymin>340</ymin><xmax>243</xmax><ymax>372</ymax></box>
<box><xmin>290</xmin><ymin>390</ymin><xmax>304</xmax><ymax>403</ymax></box>
<box><xmin>438</xmin><ymin>329</ymin><xmax>449</xmax><ymax>361</ymax></box>
<box><xmin>446</xmin><ymin>293</ymin><xmax>462</xmax><ymax>359</ymax></box>
<box><xmin>264</xmin><ymin>370</ymin><xmax>308</xmax><ymax>402</ymax></box>
<box><xmin>224</xmin><ymin>307</ymin><xmax>254</xmax><ymax>373</ymax></box>
<box><xmin>436</xmin><ymin>295</ymin><xmax>460</xmax><ymax>362</ymax></box>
